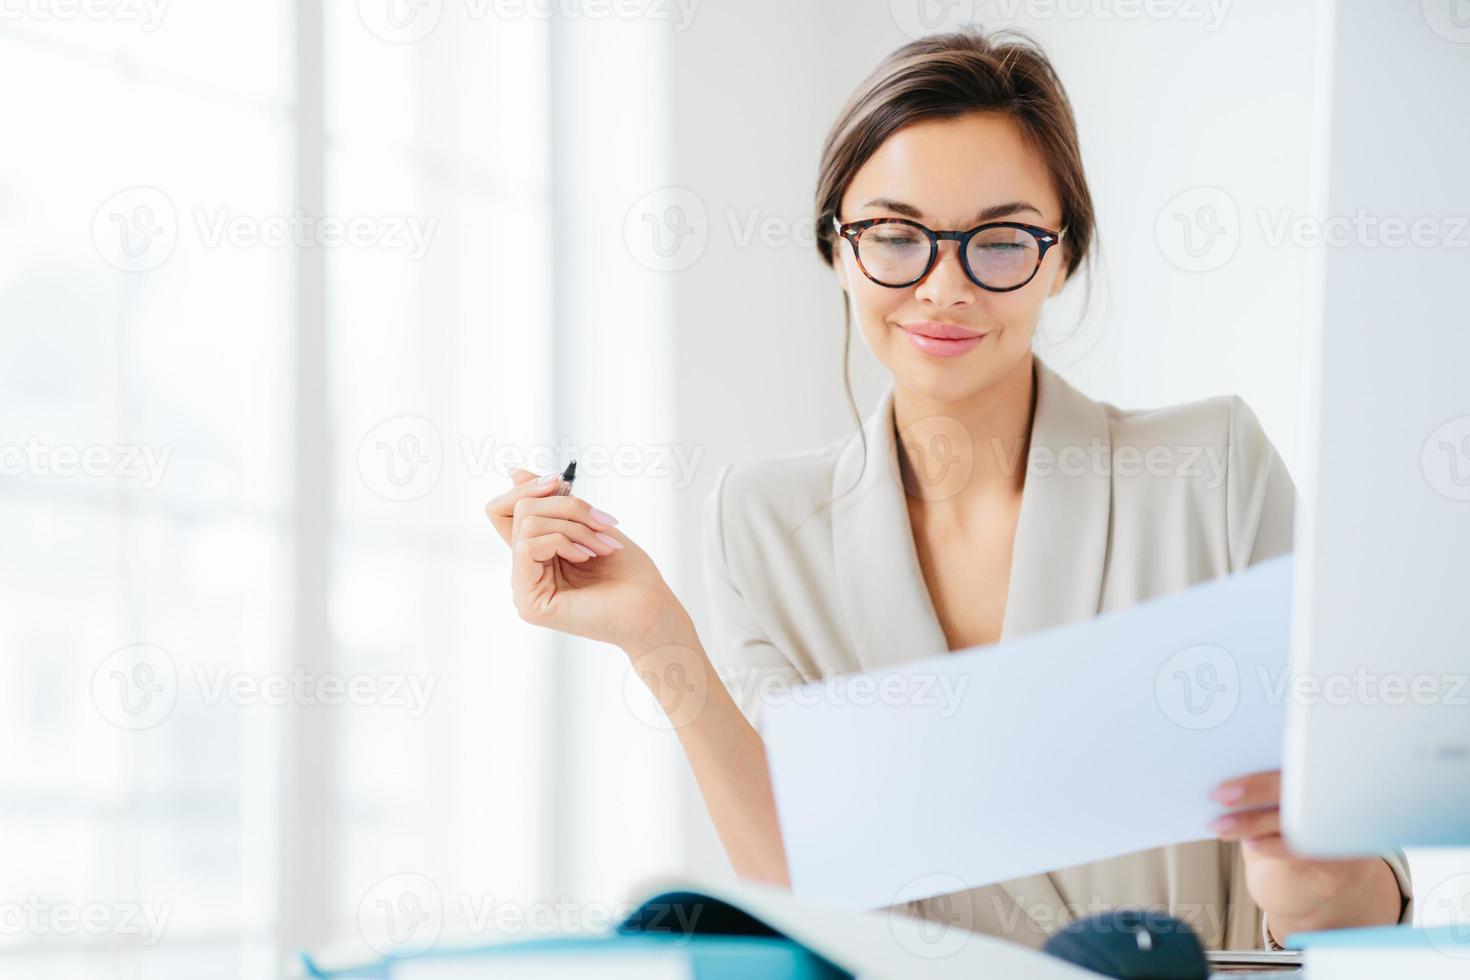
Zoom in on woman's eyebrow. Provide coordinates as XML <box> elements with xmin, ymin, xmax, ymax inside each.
<box><xmin>859</xmin><ymin>198</ymin><xmax>1044</xmax><ymax>223</ymax></box>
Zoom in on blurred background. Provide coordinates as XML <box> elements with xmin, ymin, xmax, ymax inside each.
<box><xmin>1</xmin><ymin>0</ymin><xmax>1466</xmax><ymax>976</ymax></box>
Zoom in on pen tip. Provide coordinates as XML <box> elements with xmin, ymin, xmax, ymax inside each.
<box><xmin>561</xmin><ymin>459</ymin><xmax>577</xmax><ymax>482</ymax></box>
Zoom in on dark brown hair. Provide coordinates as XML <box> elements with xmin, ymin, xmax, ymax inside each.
<box><xmin>813</xmin><ymin>26</ymin><xmax>1096</xmax><ymax>508</ymax></box>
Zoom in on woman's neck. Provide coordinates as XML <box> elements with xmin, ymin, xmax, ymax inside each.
<box><xmin>892</xmin><ymin>352</ymin><xmax>1036</xmax><ymax>520</ymax></box>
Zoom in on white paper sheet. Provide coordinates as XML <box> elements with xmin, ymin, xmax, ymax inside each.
<box><xmin>761</xmin><ymin>555</ymin><xmax>1293</xmax><ymax>909</ymax></box>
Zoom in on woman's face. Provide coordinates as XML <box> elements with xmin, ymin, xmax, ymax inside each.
<box><xmin>834</xmin><ymin>111</ymin><xmax>1069</xmax><ymax>405</ymax></box>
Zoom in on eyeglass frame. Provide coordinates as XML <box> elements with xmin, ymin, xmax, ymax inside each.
<box><xmin>831</xmin><ymin>214</ymin><xmax>1066</xmax><ymax>293</ymax></box>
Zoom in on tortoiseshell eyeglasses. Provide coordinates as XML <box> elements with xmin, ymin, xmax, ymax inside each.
<box><xmin>832</xmin><ymin>215</ymin><xmax>1065</xmax><ymax>292</ymax></box>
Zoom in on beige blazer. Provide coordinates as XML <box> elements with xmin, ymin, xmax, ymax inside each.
<box><xmin>700</xmin><ymin>354</ymin><xmax>1412</xmax><ymax>951</ymax></box>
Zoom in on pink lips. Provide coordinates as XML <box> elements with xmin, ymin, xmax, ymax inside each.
<box><xmin>899</xmin><ymin>320</ymin><xmax>987</xmax><ymax>358</ymax></box>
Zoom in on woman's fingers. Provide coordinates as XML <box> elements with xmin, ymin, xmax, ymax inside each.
<box><xmin>1208</xmin><ymin>806</ymin><xmax>1281</xmax><ymax>841</ymax></box>
<box><xmin>485</xmin><ymin>469</ymin><xmax>621</xmax><ymax>546</ymax></box>
<box><xmin>1209</xmin><ymin>769</ymin><xmax>1281</xmax><ymax>810</ymax></box>
<box><xmin>485</xmin><ymin>469</ymin><xmax>567</xmax><ymax>543</ymax></box>
<box><xmin>510</xmin><ymin>493</ymin><xmax>618</xmax><ymax>548</ymax></box>
<box><xmin>520</xmin><ymin>531</ymin><xmax>599</xmax><ymax>565</ymax></box>
<box><xmin>518</xmin><ymin>514</ymin><xmax>624</xmax><ymax>557</ymax></box>
<box><xmin>1240</xmin><ymin>833</ymin><xmax>1292</xmax><ymax>860</ymax></box>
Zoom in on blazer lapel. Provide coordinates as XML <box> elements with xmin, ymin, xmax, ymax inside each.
<box><xmin>992</xmin><ymin>357</ymin><xmax>1113</xmax><ymax>933</ymax></box>
<box><xmin>999</xmin><ymin>356</ymin><xmax>1113</xmax><ymax>642</ymax></box>
<box><xmin>830</xmin><ymin>355</ymin><xmax>1113</xmax><ymax>668</ymax></box>
<box><xmin>829</xmin><ymin>382</ymin><xmax>951</xmax><ymax>674</ymax></box>
<box><xmin>828</xmin><ymin>355</ymin><xmax>1113</xmax><ymax>931</ymax></box>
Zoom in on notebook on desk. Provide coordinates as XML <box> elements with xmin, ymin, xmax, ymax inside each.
<box><xmin>300</xmin><ymin>875</ymin><xmax>1099</xmax><ymax>980</ymax></box>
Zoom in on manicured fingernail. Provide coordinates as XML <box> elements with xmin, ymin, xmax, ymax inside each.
<box><xmin>1211</xmin><ymin>785</ymin><xmax>1244</xmax><ymax>805</ymax></box>
<box><xmin>575</xmin><ymin>543</ymin><xmax>598</xmax><ymax>558</ymax></box>
<box><xmin>537</xmin><ymin>473</ymin><xmax>558</xmax><ymax>486</ymax></box>
<box><xmin>595</xmin><ymin>532</ymin><xmax>623</xmax><ymax>550</ymax></box>
<box><xmin>1208</xmin><ymin>815</ymin><xmax>1237</xmax><ymax>833</ymax></box>
<box><xmin>589</xmin><ymin>507</ymin><xmax>618</xmax><ymax>526</ymax></box>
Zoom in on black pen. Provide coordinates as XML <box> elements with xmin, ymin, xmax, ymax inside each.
<box><xmin>554</xmin><ymin>458</ymin><xmax>577</xmax><ymax>496</ymax></box>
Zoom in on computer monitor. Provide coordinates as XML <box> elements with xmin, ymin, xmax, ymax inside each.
<box><xmin>1280</xmin><ymin>2</ymin><xmax>1470</xmax><ymax>854</ymax></box>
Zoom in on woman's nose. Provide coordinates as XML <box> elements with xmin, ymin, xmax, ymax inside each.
<box><xmin>913</xmin><ymin>239</ymin><xmax>977</xmax><ymax>306</ymax></box>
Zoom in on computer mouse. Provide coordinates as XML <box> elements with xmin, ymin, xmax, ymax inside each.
<box><xmin>1042</xmin><ymin>908</ymin><xmax>1209</xmax><ymax>979</ymax></box>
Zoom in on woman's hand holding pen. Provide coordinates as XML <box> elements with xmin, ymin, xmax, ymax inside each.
<box><xmin>487</xmin><ymin>465</ymin><xmax>790</xmax><ymax>887</ymax></box>
<box><xmin>485</xmin><ymin>467</ymin><xmax>693</xmax><ymax>652</ymax></box>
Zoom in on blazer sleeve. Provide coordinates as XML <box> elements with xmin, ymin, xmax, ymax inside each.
<box><xmin>1226</xmin><ymin>398</ymin><xmax>1416</xmax><ymax>944</ymax></box>
<box><xmin>701</xmin><ymin>463</ymin><xmax>805</xmax><ymax>734</ymax></box>
<box><xmin>1225</xmin><ymin>395</ymin><xmax>1298</xmax><ymax>569</ymax></box>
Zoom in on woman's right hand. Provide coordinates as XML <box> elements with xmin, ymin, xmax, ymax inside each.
<box><xmin>485</xmin><ymin>468</ymin><xmax>688</xmax><ymax>652</ymax></box>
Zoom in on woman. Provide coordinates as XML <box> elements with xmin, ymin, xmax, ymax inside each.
<box><xmin>485</xmin><ymin>28</ymin><xmax>1410</xmax><ymax>951</ymax></box>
